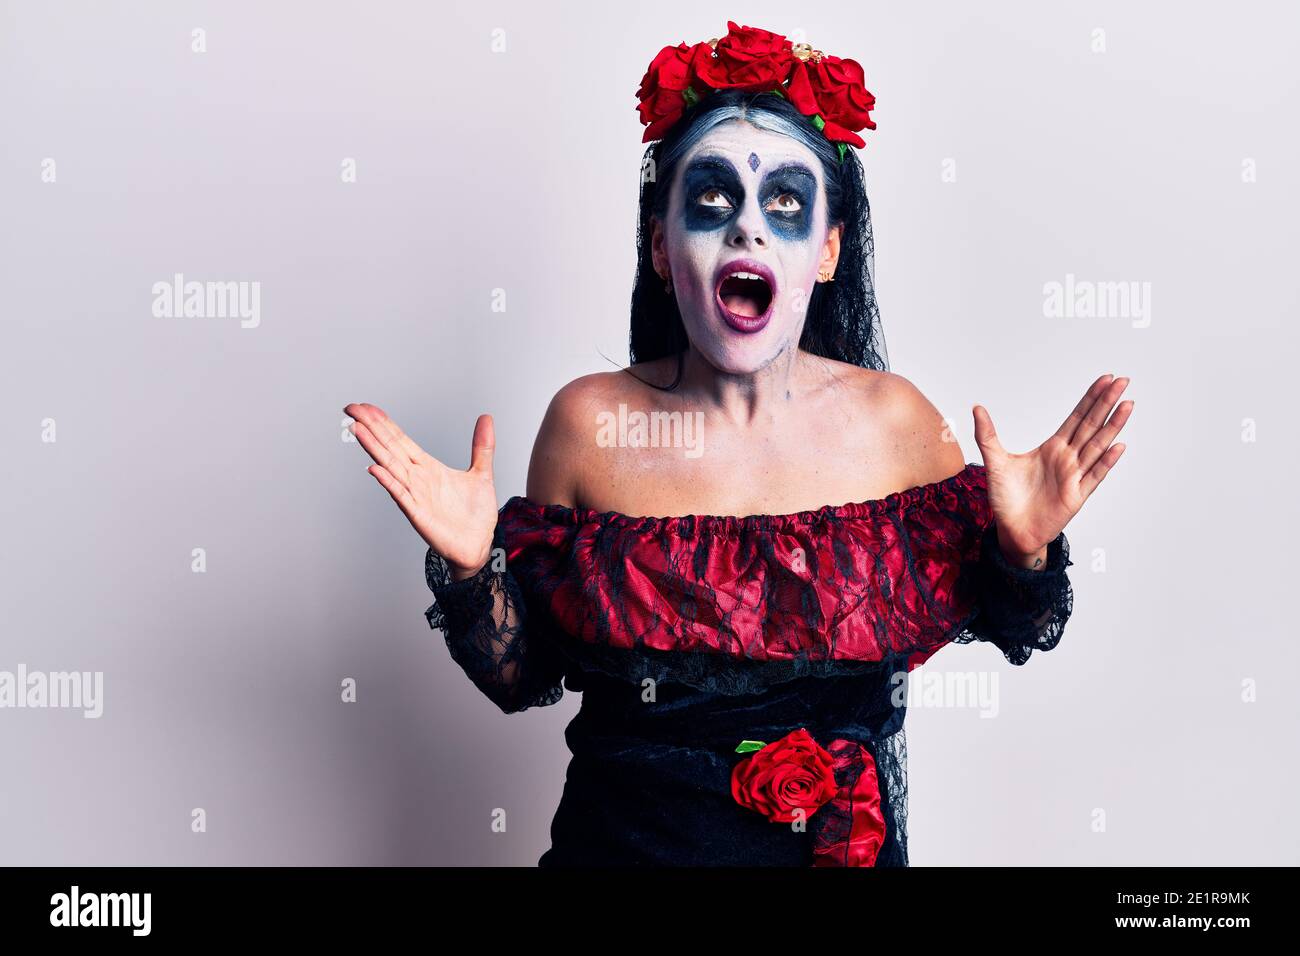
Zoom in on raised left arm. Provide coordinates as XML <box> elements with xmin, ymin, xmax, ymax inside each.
<box><xmin>960</xmin><ymin>373</ymin><xmax>1133</xmax><ymax>663</ymax></box>
<box><xmin>972</xmin><ymin>372</ymin><xmax>1133</xmax><ymax>569</ymax></box>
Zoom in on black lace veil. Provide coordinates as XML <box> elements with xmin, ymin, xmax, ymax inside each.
<box><xmin>627</xmin><ymin>88</ymin><xmax>890</xmax><ymax>386</ymax></box>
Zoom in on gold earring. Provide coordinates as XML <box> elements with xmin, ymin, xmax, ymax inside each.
<box><xmin>818</xmin><ymin>269</ymin><xmax>834</xmax><ymax>283</ymax></box>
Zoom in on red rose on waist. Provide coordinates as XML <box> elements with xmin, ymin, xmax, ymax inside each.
<box><xmin>732</xmin><ymin>728</ymin><xmax>888</xmax><ymax>866</ymax></box>
<box><xmin>730</xmin><ymin>727</ymin><xmax>839</xmax><ymax>823</ymax></box>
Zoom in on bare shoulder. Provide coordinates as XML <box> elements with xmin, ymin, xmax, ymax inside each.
<box><xmin>804</xmin><ymin>357</ymin><xmax>965</xmax><ymax>485</ymax></box>
<box><xmin>525</xmin><ymin>366</ymin><xmax>663</xmax><ymax>506</ymax></box>
<box><xmin>872</xmin><ymin>370</ymin><xmax>968</xmax><ymax>486</ymax></box>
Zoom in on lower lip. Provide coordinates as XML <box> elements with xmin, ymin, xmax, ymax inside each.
<box><xmin>715</xmin><ymin>287</ymin><xmax>774</xmax><ymax>334</ymax></box>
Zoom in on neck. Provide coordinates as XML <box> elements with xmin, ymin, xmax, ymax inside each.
<box><xmin>675</xmin><ymin>340</ymin><xmax>812</xmax><ymax>427</ymax></box>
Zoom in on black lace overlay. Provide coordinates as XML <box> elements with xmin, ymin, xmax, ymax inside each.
<box><xmin>948</xmin><ymin>523</ymin><xmax>1074</xmax><ymax>666</ymax></box>
<box><xmin>423</xmin><ymin>499</ymin><xmax>1074</xmax><ymax>865</ymax></box>
<box><xmin>424</xmin><ymin>523</ymin><xmax>565</xmax><ymax>715</ymax></box>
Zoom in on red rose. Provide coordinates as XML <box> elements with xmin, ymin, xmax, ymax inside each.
<box><xmin>636</xmin><ymin>41</ymin><xmax>705</xmax><ymax>143</ymax></box>
<box><xmin>696</xmin><ymin>20</ymin><xmax>794</xmax><ymax>91</ymax></box>
<box><xmin>730</xmin><ymin>728</ymin><xmax>839</xmax><ymax>823</ymax></box>
<box><xmin>635</xmin><ymin>23</ymin><xmax>878</xmax><ymax>151</ymax></box>
<box><xmin>786</xmin><ymin>54</ymin><xmax>877</xmax><ymax>148</ymax></box>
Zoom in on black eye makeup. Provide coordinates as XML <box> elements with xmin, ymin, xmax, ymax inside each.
<box><xmin>758</xmin><ymin>163</ymin><xmax>816</xmax><ymax>239</ymax></box>
<box><xmin>679</xmin><ymin>155</ymin><xmax>817</xmax><ymax>240</ymax></box>
<box><xmin>681</xmin><ymin>156</ymin><xmax>743</xmax><ymax>228</ymax></box>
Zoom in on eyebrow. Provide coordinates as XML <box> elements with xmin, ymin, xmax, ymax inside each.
<box><xmin>759</xmin><ymin>161</ymin><xmax>817</xmax><ymax>187</ymax></box>
<box><xmin>685</xmin><ymin>154</ymin><xmax>818</xmax><ymax>188</ymax></box>
<box><xmin>763</xmin><ymin>160</ymin><xmax>815</xmax><ymax>177</ymax></box>
<box><xmin>683</xmin><ymin>154</ymin><xmax>742</xmax><ymax>180</ymax></box>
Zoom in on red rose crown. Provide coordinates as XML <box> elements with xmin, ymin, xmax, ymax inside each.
<box><xmin>635</xmin><ymin>21</ymin><xmax>877</xmax><ymax>161</ymax></box>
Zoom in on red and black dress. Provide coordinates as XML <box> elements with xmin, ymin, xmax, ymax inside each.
<box><xmin>424</xmin><ymin>462</ymin><xmax>1074</xmax><ymax>867</ymax></box>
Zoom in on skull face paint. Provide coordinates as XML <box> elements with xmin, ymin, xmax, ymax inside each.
<box><xmin>656</xmin><ymin>120</ymin><xmax>834</xmax><ymax>376</ymax></box>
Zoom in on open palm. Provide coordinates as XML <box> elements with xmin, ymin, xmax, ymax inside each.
<box><xmin>972</xmin><ymin>374</ymin><xmax>1133</xmax><ymax>560</ymax></box>
<box><xmin>344</xmin><ymin>403</ymin><xmax>499</xmax><ymax>578</ymax></box>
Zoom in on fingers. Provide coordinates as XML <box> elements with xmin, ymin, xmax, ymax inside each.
<box><xmin>1053</xmin><ymin>374</ymin><xmax>1114</xmax><ymax>445</ymax></box>
<box><xmin>468</xmin><ymin>413</ymin><xmax>495</xmax><ymax>476</ymax></box>
<box><xmin>344</xmin><ymin>403</ymin><xmax>425</xmax><ymax>465</ymax></box>
<box><xmin>971</xmin><ymin>404</ymin><xmax>1006</xmax><ymax>463</ymax></box>
<box><xmin>1078</xmin><ymin>396</ymin><xmax>1135</xmax><ymax>476</ymax></box>
<box><xmin>1079</xmin><ymin>442</ymin><xmax>1125</xmax><ymax>500</ymax></box>
<box><xmin>370</xmin><ymin>405</ymin><xmax>427</xmax><ymax>463</ymax></box>
<box><xmin>367</xmin><ymin>464</ymin><xmax>418</xmax><ymax>518</ymax></box>
<box><xmin>351</xmin><ymin>420</ymin><xmax>412</xmax><ymax>488</ymax></box>
<box><xmin>1065</xmin><ymin>375</ymin><xmax>1130</xmax><ymax>451</ymax></box>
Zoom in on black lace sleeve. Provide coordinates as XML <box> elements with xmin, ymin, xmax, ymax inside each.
<box><xmin>960</xmin><ymin>523</ymin><xmax>1074</xmax><ymax>665</ymax></box>
<box><xmin>423</xmin><ymin>523</ymin><xmax>566</xmax><ymax>714</ymax></box>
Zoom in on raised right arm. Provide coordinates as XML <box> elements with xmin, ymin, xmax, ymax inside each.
<box><xmin>344</xmin><ymin>386</ymin><xmax>589</xmax><ymax>713</ymax></box>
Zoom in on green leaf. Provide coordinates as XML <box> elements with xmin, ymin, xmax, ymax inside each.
<box><xmin>682</xmin><ymin>86</ymin><xmax>699</xmax><ymax>107</ymax></box>
<box><xmin>811</xmin><ymin>113</ymin><xmax>826</xmax><ymax>132</ymax></box>
<box><xmin>836</xmin><ymin>141</ymin><xmax>848</xmax><ymax>164</ymax></box>
<box><xmin>735</xmin><ymin>740</ymin><xmax>767</xmax><ymax>754</ymax></box>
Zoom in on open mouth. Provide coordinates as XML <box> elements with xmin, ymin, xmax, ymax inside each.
<box><xmin>718</xmin><ymin>272</ymin><xmax>773</xmax><ymax>318</ymax></box>
<box><xmin>714</xmin><ymin>261</ymin><xmax>777</xmax><ymax>334</ymax></box>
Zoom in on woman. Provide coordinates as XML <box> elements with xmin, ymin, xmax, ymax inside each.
<box><xmin>345</xmin><ymin>22</ymin><xmax>1132</xmax><ymax>866</ymax></box>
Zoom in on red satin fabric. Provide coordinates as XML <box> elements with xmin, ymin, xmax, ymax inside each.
<box><xmin>497</xmin><ymin>462</ymin><xmax>994</xmax><ymax>668</ymax></box>
<box><xmin>810</xmin><ymin>738</ymin><xmax>887</xmax><ymax>867</ymax></box>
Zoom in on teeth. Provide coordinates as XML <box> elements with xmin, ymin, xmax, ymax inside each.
<box><xmin>724</xmin><ymin>271</ymin><xmax>766</xmax><ymax>282</ymax></box>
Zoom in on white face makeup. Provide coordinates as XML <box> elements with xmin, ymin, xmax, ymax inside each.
<box><xmin>654</xmin><ymin>119</ymin><xmax>836</xmax><ymax>376</ymax></box>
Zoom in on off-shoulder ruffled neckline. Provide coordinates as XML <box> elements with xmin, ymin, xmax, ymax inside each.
<box><xmin>502</xmin><ymin>462</ymin><xmax>985</xmax><ymax>533</ymax></box>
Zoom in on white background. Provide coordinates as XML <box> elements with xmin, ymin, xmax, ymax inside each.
<box><xmin>1</xmin><ymin>0</ymin><xmax>1296</xmax><ymax>864</ymax></box>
